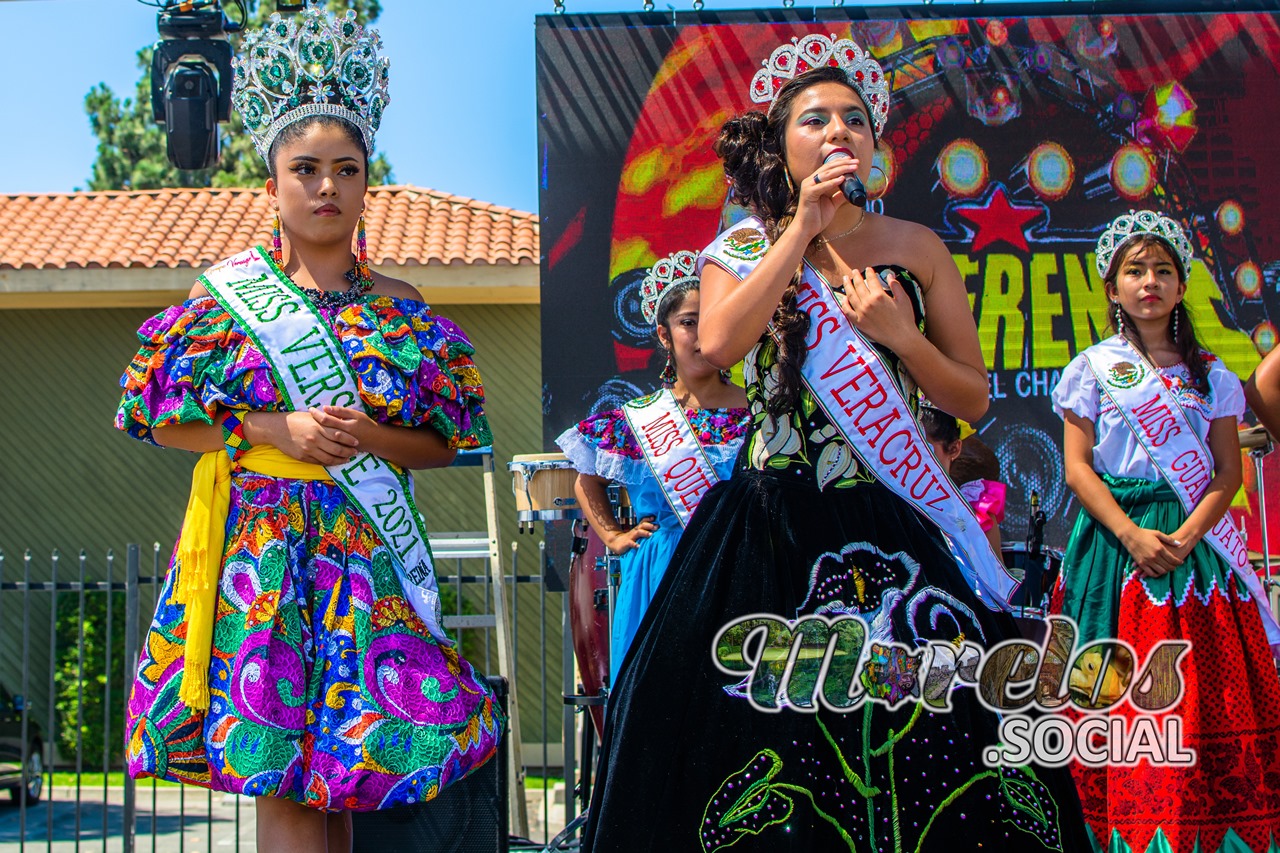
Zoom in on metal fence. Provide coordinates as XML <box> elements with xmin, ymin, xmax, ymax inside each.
<box><xmin>0</xmin><ymin>540</ymin><xmax>577</xmax><ymax>853</ymax></box>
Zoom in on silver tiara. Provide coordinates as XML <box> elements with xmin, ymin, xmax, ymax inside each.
<box><xmin>1095</xmin><ymin>209</ymin><xmax>1194</xmax><ymax>279</ymax></box>
<box><xmin>639</xmin><ymin>251</ymin><xmax>700</xmax><ymax>325</ymax></box>
<box><xmin>749</xmin><ymin>34</ymin><xmax>890</xmax><ymax>136</ymax></box>
<box><xmin>232</xmin><ymin>2</ymin><xmax>390</xmax><ymax>162</ymax></box>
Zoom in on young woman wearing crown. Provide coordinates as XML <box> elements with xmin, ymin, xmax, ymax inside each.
<box><xmin>581</xmin><ymin>34</ymin><xmax>1090</xmax><ymax>852</ymax></box>
<box><xmin>555</xmin><ymin>252</ymin><xmax>749</xmax><ymax>685</ymax></box>
<box><xmin>1051</xmin><ymin>210</ymin><xmax>1280</xmax><ymax>852</ymax></box>
<box><xmin>114</xmin><ymin>6</ymin><xmax>503</xmax><ymax>850</ymax></box>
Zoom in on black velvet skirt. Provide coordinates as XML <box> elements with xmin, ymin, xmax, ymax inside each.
<box><xmin>581</xmin><ymin>467</ymin><xmax>1092</xmax><ymax>852</ymax></box>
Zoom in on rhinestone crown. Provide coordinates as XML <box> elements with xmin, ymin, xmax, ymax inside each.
<box><xmin>640</xmin><ymin>251</ymin><xmax>700</xmax><ymax>326</ymax></box>
<box><xmin>1095</xmin><ymin>209</ymin><xmax>1194</xmax><ymax>279</ymax></box>
<box><xmin>749</xmin><ymin>33</ymin><xmax>890</xmax><ymax>136</ymax></box>
<box><xmin>232</xmin><ymin>2</ymin><xmax>390</xmax><ymax>162</ymax></box>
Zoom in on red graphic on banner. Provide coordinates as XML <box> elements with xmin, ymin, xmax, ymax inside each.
<box><xmin>954</xmin><ymin>187</ymin><xmax>1042</xmax><ymax>253</ymax></box>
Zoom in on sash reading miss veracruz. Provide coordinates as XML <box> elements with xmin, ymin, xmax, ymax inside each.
<box><xmin>702</xmin><ymin>218</ymin><xmax>1017</xmax><ymax>608</ymax></box>
<box><xmin>1083</xmin><ymin>336</ymin><xmax>1280</xmax><ymax>650</ymax></box>
<box><xmin>622</xmin><ymin>389</ymin><xmax>721</xmax><ymax>528</ymax></box>
<box><xmin>202</xmin><ymin>247</ymin><xmax>450</xmax><ymax>645</ymax></box>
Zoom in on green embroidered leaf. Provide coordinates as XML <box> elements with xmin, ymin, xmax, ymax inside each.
<box><xmin>998</xmin><ymin>767</ymin><xmax>1061</xmax><ymax>850</ymax></box>
<box><xmin>801</xmin><ymin>390</ymin><xmax>818</xmax><ymax>418</ymax></box>
<box><xmin>701</xmin><ymin>751</ymin><xmax>794</xmax><ymax>851</ymax></box>
<box><xmin>767</xmin><ymin>454</ymin><xmax>792</xmax><ymax>470</ymax></box>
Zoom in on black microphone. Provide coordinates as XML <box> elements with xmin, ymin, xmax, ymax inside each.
<box><xmin>823</xmin><ymin>150</ymin><xmax>867</xmax><ymax>208</ymax></box>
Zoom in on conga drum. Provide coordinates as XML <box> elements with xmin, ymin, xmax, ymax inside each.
<box><xmin>568</xmin><ymin>482</ymin><xmax>633</xmax><ymax>739</ymax></box>
<box><xmin>569</xmin><ymin>524</ymin><xmax>612</xmax><ymax>739</ymax></box>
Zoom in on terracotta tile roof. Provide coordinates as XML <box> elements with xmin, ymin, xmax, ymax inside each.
<box><xmin>0</xmin><ymin>185</ymin><xmax>538</xmax><ymax>270</ymax></box>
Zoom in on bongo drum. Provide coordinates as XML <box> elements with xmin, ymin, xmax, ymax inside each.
<box><xmin>1240</xmin><ymin>424</ymin><xmax>1273</xmax><ymax>450</ymax></box>
<box><xmin>509</xmin><ymin>452</ymin><xmax>581</xmax><ymax>529</ymax></box>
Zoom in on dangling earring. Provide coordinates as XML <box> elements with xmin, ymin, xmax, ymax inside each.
<box><xmin>719</xmin><ymin>368</ymin><xmax>732</xmax><ymax>384</ymax></box>
<box><xmin>271</xmin><ymin>211</ymin><xmax>283</xmax><ymax>266</ymax></box>
<box><xmin>1114</xmin><ymin>302</ymin><xmax>1126</xmax><ymax>337</ymax></box>
<box><xmin>1171</xmin><ymin>303</ymin><xmax>1181</xmax><ymax>341</ymax></box>
<box><xmin>784</xmin><ymin>169</ymin><xmax>796</xmax><ymax>198</ymax></box>
<box><xmin>354</xmin><ymin>211</ymin><xmax>372</xmax><ymax>290</ymax></box>
<box><xmin>660</xmin><ymin>348</ymin><xmax>677</xmax><ymax>385</ymax></box>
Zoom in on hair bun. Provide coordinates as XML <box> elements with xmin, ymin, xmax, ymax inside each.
<box><xmin>714</xmin><ymin>111</ymin><xmax>773</xmax><ymax>211</ymax></box>
<box><xmin>715</xmin><ymin>112</ymin><xmax>768</xmax><ymax>168</ymax></box>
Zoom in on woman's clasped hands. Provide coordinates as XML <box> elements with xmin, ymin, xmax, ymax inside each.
<box><xmin>261</xmin><ymin>405</ymin><xmax>374</xmax><ymax>466</ymax></box>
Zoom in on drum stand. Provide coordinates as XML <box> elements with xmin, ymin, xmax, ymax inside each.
<box><xmin>600</xmin><ymin>483</ymin><xmax>633</xmax><ymax>673</ymax></box>
<box><xmin>1248</xmin><ymin>437</ymin><xmax>1278</xmax><ymax>618</ymax></box>
<box><xmin>555</xmin><ymin>485</ymin><xmax>633</xmax><ymax>850</ymax></box>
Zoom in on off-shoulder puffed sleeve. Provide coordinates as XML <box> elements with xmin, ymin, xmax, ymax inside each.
<box><xmin>555</xmin><ymin>409</ymin><xmax>650</xmax><ymax>485</ymax></box>
<box><xmin>1206</xmin><ymin>355</ymin><xmax>1246</xmax><ymax>422</ymax></box>
<box><xmin>115</xmin><ymin>294</ymin><xmax>491</xmax><ymax>449</ymax></box>
<box><xmin>1051</xmin><ymin>354</ymin><xmax>1098</xmax><ymax>422</ymax></box>
<box><xmin>335</xmin><ymin>298</ymin><xmax>492</xmax><ymax>449</ymax></box>
<box><xmin>115</xmin><ymin>297</ymin><xmax>281</xmax><ymax>445</ymax></box>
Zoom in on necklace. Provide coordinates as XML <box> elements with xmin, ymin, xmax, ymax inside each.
<box><xmin>813</xmin><ymin>209</ymin><xmax>867</xmax><ymax>247</ymax></box>
<box><xmin>294</xmin><ymin>268</ymin><xmax>375</xmax><ymax>311</ymax></box>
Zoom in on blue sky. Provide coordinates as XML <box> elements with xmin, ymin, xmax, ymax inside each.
<box><xmin>0</xmin><ymin>0</ymin><xmax>811</xmax><ymax>213</ymax></box>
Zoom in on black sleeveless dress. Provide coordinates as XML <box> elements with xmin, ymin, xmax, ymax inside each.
<box><xmin>582</xmin><ymin>268</ymin><xmax>1091</xmax><ymax>852</ymax></box>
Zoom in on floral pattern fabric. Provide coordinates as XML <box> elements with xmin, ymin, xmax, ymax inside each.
<box><xmin>117</xmin><ymin>291</ymin><xmax>502</xmax><ymax>811</ymax></box>
<box><xmin>743</xmin><ymin>266</ymin><xmax>925</xmax><ymax>490</ymax></box>
<box><xmin>569</xmin><ymin>405</ymin><xmax>751</xmax><ymax>461</ymax></box>
<box><xmin>117</xmin><ymin>294</ymin><xmax>490</xmax><ymax>449</ymax></box>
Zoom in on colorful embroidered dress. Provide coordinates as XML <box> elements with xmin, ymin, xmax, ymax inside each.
<box><xmin>116</xmin><ymin>291</ymin><xmax>504</xmax><ymax>812</ymax></box>
<box><xmin>1051</xmin><ymin>345</ymin><xmax>1280</xmax><ymax>853</ymax></box>
<box><xmin>556</xmin><ymin>403</ymin><xmax>749</xmax><ymax>682</ymax></box>
<box><xmin>580</xmin><ymin>231</ymin><xmax>1091</xmax><ymax>851</ymax></box>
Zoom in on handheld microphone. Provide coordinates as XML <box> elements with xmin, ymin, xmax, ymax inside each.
<box><xmin>823</xmin><ymin>150</ymin><xmax>867</xmax><ymax>208</ymax></box>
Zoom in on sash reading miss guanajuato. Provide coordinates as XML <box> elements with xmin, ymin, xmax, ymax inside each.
<box><xmin>703</xmin><ymin>217</ymin><xmax>1017</xmax><ymax>608</ymax></box>
<box><xmin>202</xmin><ymin>247</ymin><xmax>450</xmax><ymax>645</ymax></box>
<box><xmin>1084</xmin><ymin>335</ymin><xmax>1280</xmax><ymax>651</ymax></box>
<box><xmin>622</xmin><ymin>388</ymin><xmax>721</xmax><ymax>528</ymax></box>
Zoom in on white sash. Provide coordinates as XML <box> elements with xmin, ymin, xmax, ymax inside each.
<box><xmin>202</xmin><ymin>247</ymin><xmax>450</xmax><ymax>645</ymax></box>
<box><xmin>700</xmin><ymin>219</ymin><xmax>1017</xmax><ymax>608</ymax></box>
<box><xmin>622</xmin><ymin>389</ymin><xmax>720</xmax><ymax>528</ymax></box>
<box><xmin>1083</xmin><ymin>336</ymin><xmax>1280</xmax><ymax>648</ymax></box>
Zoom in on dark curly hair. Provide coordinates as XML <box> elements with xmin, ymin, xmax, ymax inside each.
<box><xmin>1105</xmin><ymin>234</ymin><xmax>1209</xmax><ymax>394</ymax></box>
<box><xmin>713</xmin><ymin>66</ymin><xmax>875</xmax><ymax>419</ymax></box>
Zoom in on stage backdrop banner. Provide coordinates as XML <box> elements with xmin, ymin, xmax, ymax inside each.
<box><xmin>536</xmin><ymin>2</ymin><xmax>1280</xmax><ymax>549</ymax></box>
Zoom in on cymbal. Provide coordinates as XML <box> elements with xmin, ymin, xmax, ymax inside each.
<box><xmin>1240</xmin><ymin>425</ymin><xmax>1273</xmax><ymax>450</ymax></box>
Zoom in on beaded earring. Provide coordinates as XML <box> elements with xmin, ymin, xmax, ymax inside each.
<box><xmin>719</xmin><ymin>368</ymin><xmax>733</xmax><ymax>384</ymax></box>
<box><xmin>354</xmin><ymin>212</ymin><xmax>372</xmax><ymax>287</ymax></box>
<box><xmin>660</xmin><ymin>349</ymin><xmax>677</xmax><ymax>385</ymax></box>
<box><xmin>1114</xmin><ymin>302</ymin><xmax>1126</xmax><ymax>337</ymax></box>
<box><xmin>1172</xmin><ymin>302</ymin><xmax>1181</xmax><ymax>341</ymax></box>
<box><xmin>271</xmin><ymin>212</ymin><xmax>283</xmax><ymax>265</ymax></box>
<box><xmin>784</xmin><ymin>169</ymin><xmax>796</xmax><ymax>198</ymax></box>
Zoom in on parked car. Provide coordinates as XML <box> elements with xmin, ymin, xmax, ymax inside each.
<box><xmin>0</xmin><ymin>682</ymin><xmax>43</xmax><ymax>804</ymax></box>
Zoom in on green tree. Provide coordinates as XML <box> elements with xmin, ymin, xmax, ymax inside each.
<box><xmin>54</xmin><ymin>591</ymin><xmax>127</xmax><ymax>768</ymax></box>
<box><xmin>86</xmin><ymin>0</ymin><xmax>392</xmax><ymax>191</ymax></box>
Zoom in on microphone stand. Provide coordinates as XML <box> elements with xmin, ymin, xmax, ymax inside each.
<box><xmin>1026</xmin><ymin>490</ymin><xmax>1047</xmax><ymax>559</ymax></box>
